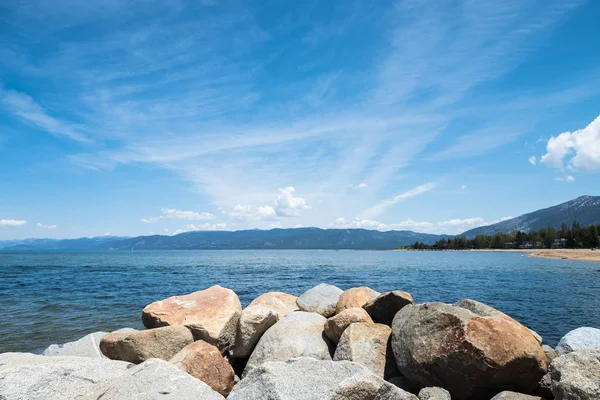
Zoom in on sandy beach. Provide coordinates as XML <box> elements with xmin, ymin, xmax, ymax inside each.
<box><xmin>472</xmin><ymin>248</ymin><xmax>600</xmax><ymax>262</ymax></box>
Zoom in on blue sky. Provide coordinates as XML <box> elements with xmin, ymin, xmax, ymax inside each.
<box><xmin>1</xmin><ymin>0</ymin><xmax>599</xmax><ymax>239</ymax></box>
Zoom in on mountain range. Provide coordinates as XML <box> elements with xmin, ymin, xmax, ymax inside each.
<box><xmin>1</xmin><ymin>196</ymin><xmax>599</xmax><ymax>250</ymax></box>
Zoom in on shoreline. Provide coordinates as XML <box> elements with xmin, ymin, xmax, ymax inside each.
<box><xmin>473</xmin><ymin>248</ymin><xmax>600</xmax><ymax>262</ymax></box>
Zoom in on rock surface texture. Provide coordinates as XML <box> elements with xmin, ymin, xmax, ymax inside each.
<box><xmin>296</xmin><ymin>283</ymin><xmax>343</xmax><ymax>317</ymax></box>
<box><xmin>142</xmin><ymin>285</ymin><xmax>241</xmax><ymax>351</ymax></box>
<box><xmin>391</xmin><ymin>301</ymin><xmax>547</xmax><ymax>400</ymax></box>
<box><xmin>489</xmin><ymin>391</ymin><xmax>542</xmax><ymax>399</ymax></box>
<box><xmin>335</xmin><ymin>286</ymin><xmax>380</xmax><ymax>314</ymax></box>
<box><xmin>333</xmin><ymin>322</ymin><xmax>391</xmax><ymax>378</ymax></box>
<box><xmin>169</xmin><ymin>340</ymin><xmax>235</xmax><ymax>396</ymax></box>
<box><xmin>100</xmin><ymin>325</ymin><xmax>193</xmax><ymax>363</ymax></box>
<box><xmin>229</xmin><ymin>304</ymin><xmax>278</xmax><ymax>358</ymax></box>
<box><xmin>244</xmin><ymin>311</ymin><xmax>332</xmax><ymax>376</ymax></box>
<box><xmin>247</xmin><ymin>291</ymin><xmax>298</xmax><ymax>319</ymax></box>
<box><xmin>555</xmin><ymin>327</ymin><xmax>600</xmax><ymax>355</ymax></box>
<box><xmin>418</xmin><ymin>387</ymin><xmax>452</xmax><ymax>400</ymax></box>
<box><xmin>549</xmin><ymin>348</ymin><xmax>600</xmax><ymax>400</ymax></box>
<box><xmin>324</xmin><ymin>307</ymin><xmax>373</xmax><ymax>343</ymax></box>
<box><xmin>42</xmin><ymin>331</ymin><xmax>108</xmax><ymax>358</ymax></box>
<box><xmin>229</xmin><ymin>357</ymin><xmax>417</xmax><ymax>400</ymax></box>
<box><xmin>363</xmin><ymin>290</ymin><xmax>414</xmax><ymax>325</ymax></box>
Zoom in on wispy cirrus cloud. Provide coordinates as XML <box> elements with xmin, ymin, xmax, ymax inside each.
<box><xmin>36</xmin><ymin>223</ymin><xmax>57</xmax><ymax>229</ymax></box>
<box><xmin>362</xmin><ymin>183</ymin><xmax>436</xmax><ymax>219</ymax></box>
<box><xmin>141</xmin><ymin>208</ymin><xmax>215</xmax><ymax>223</ymax></box>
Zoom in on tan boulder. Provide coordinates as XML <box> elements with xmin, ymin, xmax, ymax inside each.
<box><xmin>248</xmin><ymin>291</ymin><xmax>298</xmax><ymax>319</ymax></box>
<box><xmin>229</xmin><ymin>304</ymin><xmax>278</xmax><ymax>358</ymax></box>
<box><xmin>490</xmin><ymin>391</ymin><xmax>542</xmax><ymax>400</ymax></box>
<box><xmin>336</xmin><ymin>286</ymin><xmax>379</xmax><ymax>314</ymax></box>
<box><xmin>323</xmin><ymin>307</ymin><xmax>373</xmax><ymax>343</ymax></box>
<box><xmin>392</xmin><ymin>301</ymin><xmax>547</xmax><ymax>400</ymax></box>
<box><xmin>170</xmin><ymin>340</ymin><xmax>235</xmax><ymax>397</ymax></box>
<box><xmin>99</xmin><ymin>325</ymin><xmax>193</xmax><ymax>363</ymax></box>
<box><xmin>333</xmin><ymin>322</ymin><xmax>391</xmax><ymax>378</ymax></box>
<box><xmin>142</xmin><ymin>285</ymin><xmax>241</xmax><ymax>351</ymax></box>
<box><xmin>363</xmin><ymin>290</ymin><xmax>414</xmax><ymax>325</ymax></box>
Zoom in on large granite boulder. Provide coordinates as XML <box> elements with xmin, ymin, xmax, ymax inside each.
<box><xmin>555</xmin><ymin>327</ymin><xmax>600</xmax><ymax>355</ymax></box>
<box><xmin>244</xmin><ymin>311</ymin><xmax>332</xmax><ymax>376</ymax></box>
<box><xmin>391</xmin><ymin>301</ymin><xmax>547</xmax><ymax>400</ymax></box>
<box><xmin>142</xmin><ymin>285</ymin><xmax>241</xmax><ymax>351</ymax></box>
<box><xmin>100</xmin><ymin>325</ymin><xmax>193</xmax><ymax>363</ymax></box>
<box><xmin>336</xmin><ymin>286</ymin><xmax>379</xmax><ymax>314</ymax></box>
<box><xmin>363</xmin><ymin>290</ymin><xmax>414</xmax><ymax>325</ymax></box>
<box><xmin>229</xmin><ymin>304</ymin><xmax>278</xmax><ymax>358</ymax></box>
<box><xmin>333</xmin><ymin>322</ymin><xmax>391</xmax><ymax>378</ymax></box>
<box><xmin>229</xmin><ymin>357</ymin><xmax>417</xmax><ymax>400</ymax></box>
<box><xmin>490</xmin><ymin>392</ymin><xmax>542</xmax><ymax>400</ymax></box>
<box><xmin>248</xmin><ymin>291</ymin><xmax>299</xmax><ymax>319</ymax></box>
<box><xmin>296</xmin><ymin>283</ymin><xmax>343</xmax><ymax>317</ymax></box>
<box><xmin>549</xmin><ymin>348</ymin><xmax>600</xmax><ymax>400</ymax></box>
<box><xmin>170</xmin><ymin>340</ymin><xmax>235</xmax><ymax>397</ymax></box>
<box><xmin>42</xmin><ymin>328</ymin><xmax>137</xmax><ymax>358</ymax></box>
<box><xmin>418</xmin><ymin>387</ymin><xmax>451</xmax><ymax>400</ymax></box>
<box><xmin>95</xmin><ymin>358</ymin><xmax>225</xmax><ymax>399</ymax></box>
<box><xmin>0</xmin><ymin>352</ymin><xmax>132</xmax><ymax>400</ymax></box>
<box><xmin>324</xmin><ymin>307</ymin><xmax>373</xmax><ymax>343</ymax></box>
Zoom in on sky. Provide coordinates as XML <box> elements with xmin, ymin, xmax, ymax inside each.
<box><xmin>1</xmin><ymin>0</ymin><xmax>599</xmax><ymax>240</ymax></box>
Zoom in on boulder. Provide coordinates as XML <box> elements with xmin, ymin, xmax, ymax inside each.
<box><xmin>534</xmin><ymin>373</ymin><xmax>553</xmax><ymax>399</ymax></box>
<box><xmin>229</xmin><ymin>304</ymin><xmax>278</xmax><ymax>358</ymax></box>
<box><xmin>96</xmin><ymin>358</ymin><xmax>225</xmax><ymax>400</ymax></box>
<box><xmin>42</xmin><ymin>328</ymin><xmax>137</xmax><ymax>358</ymax></box>
<box><xmin>336</xmin><ymin>286</ymin><xmax>380</xmax><ymax>314</ymax></box>
<box><xmin>228</xmin><ymin>357</ymin><xmax>417</xmax><ymax>400</ymax></box>
<box><xmin>333</xmin><ymin>322</ymin><xmax>391</xmax><ymax>378</ymax></box>
<box><xmin>542</xmin><ymin>344</ymin><xmax>557</xmax><ymax>364</ymax></box>
<box><xmin>363</xmin><ymin>290</ymin><xmax>414</xmax><ymax>325</ymax></box>
<box><xmin>529</xmin><ymin>329</ymin><xmax>543</xmax><ymax>345</ymax></box>
<box><xmin>549</xmin><ymin>348</ymin><xmax>600</xmax><ymax>400</ymax></box>
<box><xmin>296</xmin><ymin>283</ymin><xmax>343</xmax><ymax>317</ymax></box>
<box><xmin>0</xmin><ymin>352</ymin><xmax>131</xmax><ymax>400</ymax></box>
<box><xmin>142</xmin><ymin>285</ymin><xmax>242</xmax><ymax>351</ymax></box>
<box><xmin>392</xmin><ymin>302</ymin><xmax>547</xmax><ymax>400</ymax></box>
<box><xmin>100</xmin><ymin>325</ymin><xmax>193</xmax><ymax>363</ymax></box>
<box><xmin>387</xmin><ymin>374</ymin><xmax>418</xmax><ymax>394</ymax></box>
<box><xmin>555</xmin><ymin>327</ymin><xmax>600</xmax><ymax>355</ymax></box>
<box><xmin>324</xmin><ymin>307</ymin><xmax>373</xmax><ymax>343</ymax></box>
<box><xmin>42</xmin><ymin>331</ymin><xmax>107</xmax><ymax>358</ymax></box>
<box><xmin>244</xmin><ymin>311</ymin><xmax>332</xmax><ymax>376</ymax></box>
<box><xmin>248</xmin><ymin>291</ymin><xmax>298</xmax><ymax>319</ymax></box>
<box><xmin>490</xmin><ymin>392</ymin><xmax>542</xmax><ymax>400</ymax></box>
<box><xmin>418</xmin><ymin>387</ymin><xmax>451</xmax><ymax>400</ymax></box>
<box><xmin>169</xmin><ymin>340</ymin><xmax>235</xmax><ymax>397</ymax></box>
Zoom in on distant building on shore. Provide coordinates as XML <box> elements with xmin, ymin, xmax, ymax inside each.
<box><xmin>551</xmin><ymin>238</ymin><xmax>568</xmax><ymax>249</ymax></box>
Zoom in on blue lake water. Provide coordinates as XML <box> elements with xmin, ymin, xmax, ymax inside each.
<box><xmin>1</xmin><ymin>250</ymin><xmax>598</xmax><ymax>353</ymax></box>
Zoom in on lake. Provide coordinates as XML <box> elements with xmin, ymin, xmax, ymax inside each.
<box><xmin>1</xmin><ymin>250</ymin><xmax>598</xmax><ymax>353</ymax></box>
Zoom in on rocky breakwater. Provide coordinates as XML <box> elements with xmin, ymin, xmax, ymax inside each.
<box><xmin>1</xmin><ymin>283</ymin><xmax>599</xmax><ymax>399</ymax></box>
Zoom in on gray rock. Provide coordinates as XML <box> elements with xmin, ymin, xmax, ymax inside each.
<box><xmin>229</xmin><ymin>304</ymin><xmax>278</xmax><ymax>358</ymax></box>
<box><xmin>244</xmin><ymin>311</ymin><xmax>332</xmax><ymax>376</ymax></box>
<box><xmin>42</xmin><ymin>328</ymin><xmax>137</xmax><ymax>358</ymax></box>
<box><xmin>296</xmin><ymin>283</ymin><xmax>343</xmax><ymax>317</ymax></box>
<box><xmin>333</xmin><ymin>322</ymin><xmax>391</xmax><ymax>378</ymax></box>
<box><xmin>533</xmin><ymin>372</ymin><xmax>553</xmax><ymax>399</ymax></box>
<box><xmin>363</xmin><ymin>290</ymin><xmax>414</xmax><ymax>325</ymax></box>
<box><xmin>100</xmin><ymin>325</ymin><xmax>194</xmax><ymax>363</ymax></box>
<box><xmin>490</xmin><ymin>391</ymin><xmax>542</xmax><ymax>399</ymax></box>
<box><xmin>550</xmin><ymin>348</ymin><xmax>600</xmax><ymax>400</ymax></box>
<box><xmin>555</xmin><ymin>327</ymin><xmax>600</xmax><ymax>355</ymax></box>
<box><xmin>0</xmin><ymin>352</ymin><xmax>131</xmax><ymax>400</ymax></box>
<box><xmin>391</xmin><ymin>302</ymin><xmax>547</xmax><ymax>400</ymax></box>
<box><xmin>418</xmin><ymin>387</ymin><xmax>451</xmax><ymax>400</ymax></box>
<box><xmin>229</xmin><ymin>357</ymin><xmax>417</xmax><ymax>400</ymax></box>
<box><xmin>95</xmin><ymin>358</ymin><xmax>225</xmax><ymax>399</ymax></box>
<box><xmin>529</xmin><ymin>329</ymin><xmax>543</xmax><ymax>345</ymax></box>
<box><xmin>542</xmin><ymin>344</ymin><xmax>557</xmax><ymax>364</ymax></box>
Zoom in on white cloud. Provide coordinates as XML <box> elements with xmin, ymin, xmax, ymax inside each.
<box><xmin>528</xmin><ymin>156</ymin><xmax>537</xmax><ymax>166</ymax></box>
<box><xmin>362</xmin><ymin>183</ymin><xmax>435</xmax><ymax>219</ymax></box>
<box><xmin>460</xmin><ymin>185</ymin><xmax>467</xmax><ymax>190</ymax></box>
<box><xmin>172</xmin><ymin>223</ymin><xmax>228</xmax><ymax>235</ymax></box>
<box><xmin>541</xmin><ymin>115</ymin><xmax>600</xmax><ymax>172</ymax></box>
<box><xmin>0</xmin><ymin>219</ymin><xmax>27</xmax><ymax>227</ymax></box>
<box><xmin>142</xmin><ymin>208</ymin><xmax>215</xmax><ymax>223</ymax></box>
<box><xmin>555</xmin><ymin>175</ymin><xmax>575</xmax><ymax>182</ymax></box>
<box><xmin>228</xmin><ymin>205</ymin><xmax>254</xmax><ymax>223</ymax></box>
<box><xmin>274</xmin><ymin>186</ymin><xmax>310</xmax><ymax>217</ymax></box>
<box><xmin>349</xmin><ymin>183</ymin><xmax>368</xmax><ymax>189</ymax></box>
<box><xmin>257</xmin><ymin>206</ymin><xmax>279</xmax><ymax>221</ymax></box>
<box><xmin>36</xmin><ymin>222</ymin><xmax>57</xmax><ymax>229</ymax></box>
